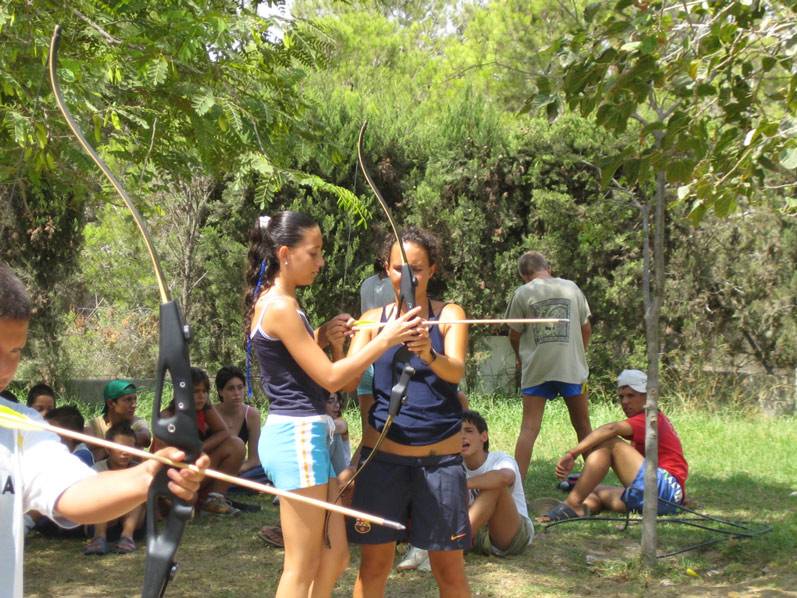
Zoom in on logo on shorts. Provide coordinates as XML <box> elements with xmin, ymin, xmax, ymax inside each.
<box><xmin>354</xmin><ymin>519</ymin><xmax>372</xmax><ymax>534</ymax></box>
<box><xmin>450</xmin><ymin>531</ymin><xmax>467</xmax><ymax>541</ymax></box>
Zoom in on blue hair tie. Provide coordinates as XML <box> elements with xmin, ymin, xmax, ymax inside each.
<box><xmin>246</xmin><ymin>257</ymin><xmax>268</xmax><ymax>397</ymax></box>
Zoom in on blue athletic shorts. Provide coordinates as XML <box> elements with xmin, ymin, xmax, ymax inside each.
<box><xmin>621</xmin><ymin>462</ymin><xmax>684</xmax><ymax>515</ymax></box>
<box><xmin>347</xmin><ymin>449</ymin><xmax>471</xmax><ymax>551</ymax></box>
<box><xmin>522</xmin><ymin>381</ymin><xmax>584</xmax><ymax>400</ymax></box>
<box><xmin>259</xmin><ymin>414</ymin><xmax>336</xmax><ymax>491</ymax></box>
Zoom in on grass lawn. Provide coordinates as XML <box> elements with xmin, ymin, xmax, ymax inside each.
<box><xmin>24</xmin><ymin>396</ymin><xmax>797</xmax><ymax>597</ymax></box>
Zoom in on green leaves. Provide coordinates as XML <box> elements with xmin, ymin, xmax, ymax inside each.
<box><xmin>146</xmin><ymin>56</ymin><xmax>169</xmax><ymax>87</ymax></box>
<box><xmin>780</xmin><ymin>147</ymin><xmax>797</xmax><ymax>170</ymax></box>
<box><xmin>191</xmin><ymin>89</ymin><xmax>216</xmax><ymax>116</ymax></box>
<box><xmin>523</xmin><ymin>0</ymin><xmax>797</xmax><ymax>221</ymax></box>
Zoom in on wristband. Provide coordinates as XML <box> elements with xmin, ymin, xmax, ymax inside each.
<box><xmin>423</xmin><ymin>347</ymin><xmax>437</xmax><ymax>365</ymax></box>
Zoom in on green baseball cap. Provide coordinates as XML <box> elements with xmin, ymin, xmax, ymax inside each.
<box><xmin>103</xmin><ymin>379</ymin><xmax>137</xmax><ymax>401</ymax></box>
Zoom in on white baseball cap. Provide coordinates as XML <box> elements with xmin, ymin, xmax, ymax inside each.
<box><xmin>617</xmin><ymin>369</ymin><xmax>647</xmax><ymax>393</ymax></box>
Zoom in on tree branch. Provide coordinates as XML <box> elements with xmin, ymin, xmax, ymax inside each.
<box><xmin>69</xmin><ymin>8</ymin><xmax>122</xmax><ymax>45</ymax></box>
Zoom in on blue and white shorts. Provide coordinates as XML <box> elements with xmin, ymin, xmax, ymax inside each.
<box><xmin>356</xmin><ymin>365</ymin><xmax>374</xmax><ymax>397</ymax></box>
<box><xmin>259</xmin><ymin>414</ymin><xmax>336</xmax><ymax>491</ymax></box>
<box><xmin>621</xmin><ymin>462</ymin><xmax>684</xmax><ymax>515</ymax></box>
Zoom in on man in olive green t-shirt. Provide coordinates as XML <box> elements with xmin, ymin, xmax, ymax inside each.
<box><xmin>506</xmin><ymin>251</ymin><xmax>592</xmax><ymax>480</ymax></box>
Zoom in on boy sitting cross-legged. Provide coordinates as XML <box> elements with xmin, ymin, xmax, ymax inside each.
<box><xmin>84</xmin><ymin>422</ymin><xmax>146</xmax><ymax>555</ymax></box>
<box><xmin>541</xmin><ymin>369</ymin><xmax>688</xmax><ymax>521</ymax></box>
<box><xmin>398</xmin><ymin>410</ymin><xmax>534</xmax><ymax>569</ymax></box>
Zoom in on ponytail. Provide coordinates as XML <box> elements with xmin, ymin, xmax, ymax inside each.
<box><xmin>243</xmin><ymin>210</ymin><xmax>318</xmax><ymax>395</ymax></box>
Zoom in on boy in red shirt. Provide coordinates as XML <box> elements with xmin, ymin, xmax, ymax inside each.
<box><xmin>542</xmin><ymin>369</ymin><xmax>687</xmax><ymax>520</ymax></box>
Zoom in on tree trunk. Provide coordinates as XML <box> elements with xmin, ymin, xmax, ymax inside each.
<box><xmin>641</xmin><ymin>168</ymin><xmax>666</xmax><ymax>566</ymax></box>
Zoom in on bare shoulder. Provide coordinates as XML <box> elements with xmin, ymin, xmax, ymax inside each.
<box><xmin>257</xmin><ymin>292</ymin><xmax>298</xmax><ymax>315</ymax></box>
<box><xmin>246</xmin><ymin>403</ymin><xmax>262</xmax><ymax>420</ymax></box>
<box><xmin>436</xmin><ymin>301</ymin><xmax>465</xmax><ymax>322</ymax></box>
<box><xmin>254</xmin><ymin>293</ymin><xmax>300</xmax><ymax>332</ymax></box>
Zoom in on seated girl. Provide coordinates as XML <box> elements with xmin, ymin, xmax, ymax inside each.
<box><xmin>155</xmin><ymin>367</ymin><xmax>245</xmax><ymax>515</ymax></box>
<box><xmin>214</xmin><ymin>366</ymin><xmax>267</xmax><ymax>486</ymax></box>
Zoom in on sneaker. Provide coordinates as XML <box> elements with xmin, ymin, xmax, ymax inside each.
<box><xmin>417</xmin><ymin>555</ymin><xmax>431</xmax><ymax>572</ymax></box>
<box><xmin>397</xmin><ymin>546</ymin><xmax>430</xmax><ymax>572</ymax></box>
<box><xmin>201</xmin><ymin>492</ymin><xmax>241</xmax><ymax>515</ymax></box>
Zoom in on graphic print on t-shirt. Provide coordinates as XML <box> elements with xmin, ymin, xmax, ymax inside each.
<box><xmin>530</xmin><ymin>298</ymin><xmax>570</xmax><ymax>344</ymax></box>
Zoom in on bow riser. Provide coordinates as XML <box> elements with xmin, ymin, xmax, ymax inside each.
<box><xmin>143</xmin><ymin>302</ymin><xmax>202</xmax><ymax>598</ymax></box>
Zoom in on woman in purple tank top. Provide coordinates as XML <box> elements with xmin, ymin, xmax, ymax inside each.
<box><xmin>243</xmin><ymin>211</ymin><xmax>421</xmax><ymax>597</ymax></box>
<box><xmin>342</xmin><ymin>228</ymin><xmax>471</xmax><ymax>597</ymax></box>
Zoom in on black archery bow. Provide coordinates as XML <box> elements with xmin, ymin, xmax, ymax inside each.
<box><xmin>48</xmin><ymin>25</ymin><xmax>203</xmax><ymax>598</ymax></box>
<box><xmin>332</xmin><ymin>122</ymin><xmax>417</xmax><ymax>504</ymax></box>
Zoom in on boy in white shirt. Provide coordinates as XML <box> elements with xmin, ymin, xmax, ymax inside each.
<box><xmin>0</xmin><ymin>261</ymin><xmax>208</xmax><ymax>598</ymax></box>
<box><xmin>461</xmin><ymin>409</ymin><xmax>534</xmax><ymax>556</ymax></box>
<box><xmin>398</xmin><ymin>410</ymin><xmax>533</xmax><ymax>569</ymax></box>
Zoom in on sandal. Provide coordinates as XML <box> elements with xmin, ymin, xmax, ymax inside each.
<box><xmin>257</xmin><ymin>525</ymin><xmax>284</xmax><ymax>548</ymax></box>
<box><xmin>83</xmin><ymin>536</ymin><xmax>108</xmax><ymax>556</ymax></box>
<box><xmin>114</xmin><ymin>535</ymin><xmax>136</xmax><ymax>554</ymax></box>
<box><xmin>228</xmin><ymin>498</ymin><xmax>261</xmax><ymax>513</ymax></box>
<box><xmin>539</xmin><ymin>502</ymin><xmax>589</xmax><ymax>523</ymax></box>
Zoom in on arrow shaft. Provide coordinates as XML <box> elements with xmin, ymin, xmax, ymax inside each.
<box><xmin>353</xmin><ymin>317</ymin><xmax>568</xmax><ymax>330</ymax></box>
<box><xmin>4</xmin><ymin>414</ymin><xmax>404</xmax><ymax>530</ymax></box>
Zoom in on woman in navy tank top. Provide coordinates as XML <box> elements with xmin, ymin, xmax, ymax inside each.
<box><xmin>343</xmin><ymin>228</ymin><xmax>471</xmax><ymax>597</ymax></box>
<box><xmin>243</xmin><ymin>211</ymin><xmax>421</xmax><ymax>597</ymax></box>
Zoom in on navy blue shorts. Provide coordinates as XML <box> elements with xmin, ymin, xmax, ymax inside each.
<box><xmin>522</xmin><ymin>381</ymin><xmax>584</xmax><ymax>400</ymax></box>
<box><xmin>347</xmin><ymin>449</ymin><xmax>471</xmax><ymax>551</ymax></box>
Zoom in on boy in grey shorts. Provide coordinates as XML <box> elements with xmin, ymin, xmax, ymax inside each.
<box><xmin>398</xmin><ymin>409</ymin><xmax>533</xmax><ymax>569</ymax></box>
<box><xmin>462</xmin><ymin>410</ymin><xmax>533</xmax><ymax>556</ymax></box>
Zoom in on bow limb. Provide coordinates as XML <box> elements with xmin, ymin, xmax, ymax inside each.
<box><xmin>48</xmin><ymin>26</ymin><xmax>169</xmax><ymax>304</ymax></box>
<box><xmin>48</xmin><ymin>25</ymin><xmax>202</xmax><ymax>598</ymax></box>
<box><xmin>325</xmin><ymin>124</ymin><xmax>417</xmax><ymax>533</ymax></box>
<box><xmin>357</xmin><ymin>122</ymin><xmax>416</xmax><ymax>311</ymax></box>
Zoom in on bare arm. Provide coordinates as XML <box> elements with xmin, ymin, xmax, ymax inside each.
<box><xmin>555</xmin><ymin>419</ymin><xmax>634</xmax><ymax>479</ymax></box>
<box><xmin>201</xmin><ymin>406</ymin><xmax>231</xmax><ymax>453</ymax></box>
<box><xmin>55</xmin><ymin>449</ymin><xmax>208</xmax><ymax>524</ymax></box>
<box><xmin>467</xmin><ymin>468</ymin><xmax>515</xmax><ymax>491</ymax></box>
<box><xmin>315</xmin><ymin>313</ymin><xmax>352</xmax><ymax>360</ymax></box>
<box><xmin>404</xmin><ymin>302</ymin><xmax>468</xmax><ymax>384</ymax></box>
<box><xmin>581</xmin><ymin>319</ymin><xmax>592</xmax><ymax>351</ymax></box>
<box><xmin>257</xmin><ymin>297</ymin><xmax>421</xmax><ymax>392</ymax></box>
<box><xmin>339</xmin><ymin>306</ymin><xmax>384</xmax><ymax>392</ymax></box>
<box><xmin>509</xmin><ymin>329</ymin><xmax>522</xmax><ymax>368</ymax></box>
<box><xmin>241</xmin><ymin>405</ymin><xmax>262</xmax><ymax>471</ymax></box>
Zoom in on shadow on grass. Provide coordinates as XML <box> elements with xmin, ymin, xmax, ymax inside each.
<box><xmin>524</xmin><ymin>459</ymin><xmax>796</xmax><ymax>595</ymax></box>
<box><xmin>23</xmin><ymin>466</ymin><xmax>796</xmax><ymax>598</ymax></box>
